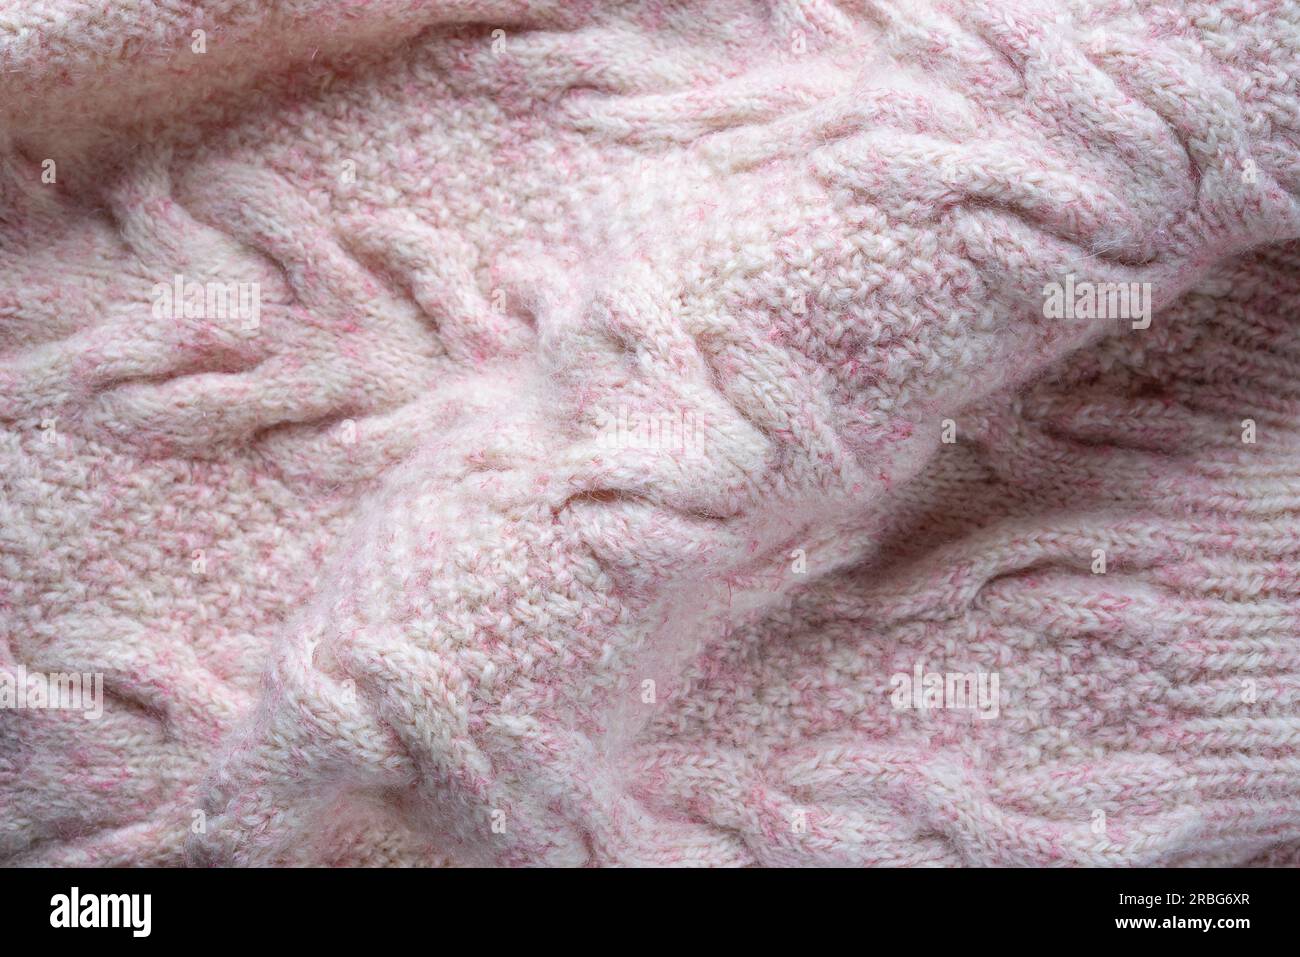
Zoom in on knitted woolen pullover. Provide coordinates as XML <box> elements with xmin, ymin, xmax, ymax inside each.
<box><xmin>2</xmin><ymin>0</ymin><xmax>1300</xmax><ymax>867</ymax></box>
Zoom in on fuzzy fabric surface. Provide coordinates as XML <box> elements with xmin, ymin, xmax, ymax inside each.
<box><xmin>3</xmin><ymin>0</ymin><xmax>1300</xmax><ymax>867</ymax></box>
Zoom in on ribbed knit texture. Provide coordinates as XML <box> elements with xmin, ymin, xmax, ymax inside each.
<box><xmin>2</xmin><ymin>0</ymin><xmax>1300</xmax><ymax>866</ymax></box>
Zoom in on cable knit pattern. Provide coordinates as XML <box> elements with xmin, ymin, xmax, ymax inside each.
<box><xmin>2</xmin><ymin>0</ymin><xmax>1300</xmax><ymax>866</ymax></box>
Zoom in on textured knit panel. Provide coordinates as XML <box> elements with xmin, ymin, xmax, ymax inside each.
<box><xmin>1</xmin><ymin>0</ymin><xmax>1299</xmax><ymax>865</ymax></box>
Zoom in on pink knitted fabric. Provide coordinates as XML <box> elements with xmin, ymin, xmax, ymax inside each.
<box><xmin>3</xmin><ymin>0</ymin><xmax>1300</xmax><ymax>867</ymax></box>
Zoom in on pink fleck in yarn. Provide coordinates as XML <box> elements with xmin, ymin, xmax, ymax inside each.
<box><xmin>2</xmin><ymin>0</ymin><xmax>1300</xmax><ymax>867</ymax></box>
